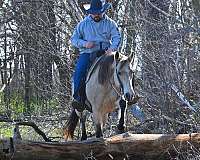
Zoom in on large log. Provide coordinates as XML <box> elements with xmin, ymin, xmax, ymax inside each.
<box><xmin>1</xmin><ymin>132</ymin><xmax>200</xmax><ymax>160</ymax></box>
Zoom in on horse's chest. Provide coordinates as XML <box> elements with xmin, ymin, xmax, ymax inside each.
<box><xmin>101</xmin><ymin>98</ymin><xmax>116</xmax><ymax>113</ymax></box>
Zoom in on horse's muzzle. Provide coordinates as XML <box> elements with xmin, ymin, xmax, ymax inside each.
<box><xmin>124</xmin><ymin>93</ymin><xmax>133</xmax><ymax>102</ymax></box>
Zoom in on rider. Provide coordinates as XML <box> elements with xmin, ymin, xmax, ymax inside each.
<box><xmin>71</xmin><ymin>0</ymin><xmax>121</xmax><ymax>111</ymax></box>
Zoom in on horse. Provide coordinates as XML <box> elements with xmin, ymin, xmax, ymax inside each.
<box><xmin>64</xmin><ymin>51</ymin><xmax>136</xmax><ymax>140</ymax></box>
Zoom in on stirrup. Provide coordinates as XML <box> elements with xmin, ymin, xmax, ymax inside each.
<box><xmin>71</xmin><ymin>100</ymin><xmax>85</xmax><ymax>112</ymax></box>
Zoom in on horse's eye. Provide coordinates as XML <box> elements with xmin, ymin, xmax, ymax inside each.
<box><xmin>130</xmin><ymin>69</ymin><xmax>134</xmax><ymax>74</ymax></box>
<box><xmin>118</xmin><ymin>71</ymin><xmax>122</xmax><ymax>75</ymax></box>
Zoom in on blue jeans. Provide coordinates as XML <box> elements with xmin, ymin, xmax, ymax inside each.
<box><xmin>73</xmin><ymin>53</ymin><xmax>91</xmax><ymax>103</ymax></box>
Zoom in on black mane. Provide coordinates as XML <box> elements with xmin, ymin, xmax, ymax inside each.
<box><xmin>98</xmin><ymin>54</ymin><xmax>115</xmax><ymax>85</ymax></box>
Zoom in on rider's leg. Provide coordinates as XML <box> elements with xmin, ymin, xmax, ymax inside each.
<box><xmin>72</xmin><ymin>53</ymin><xmax>90</xmax><ymax>111</ymax></box>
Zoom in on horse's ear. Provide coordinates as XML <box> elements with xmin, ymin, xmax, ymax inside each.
<box><xmin>114</xmin><ymin>51</ymin><xmax>120</xmax><ymax>61</ymax></box>
<box><xmin>128</xmin><ymin>52</ymin><xmax>134</xmax><ymax>63</ymax></box>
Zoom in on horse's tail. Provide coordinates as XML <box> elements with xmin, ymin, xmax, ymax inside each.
<box><xmin>63</xmin><ymin>109</ymin><xmax>79</xmax><ymax>141</ymax></box>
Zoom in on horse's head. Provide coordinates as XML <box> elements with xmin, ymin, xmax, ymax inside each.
<box><xmin>98</xmin><ymin>51</ymin><xmax>135</xmax><ymax>102</ymax></box>
<box><xmin>114</xmin><ymin>52</ymin><xmax>135</xmax><ymax>102</ymax></box>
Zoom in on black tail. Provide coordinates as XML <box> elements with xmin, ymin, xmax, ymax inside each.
<box><xmin>63</xmin><ymin>109</ymin><xmax>79</xmax><ymax>140</ymax></box>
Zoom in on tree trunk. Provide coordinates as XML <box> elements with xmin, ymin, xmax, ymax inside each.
<box><xmin>1</xmin><ymin>133</ymin><xmax>200</xmax><ymax>160</ymax></box>
<box><xmin>125</xmin><ymin>0</ymin><xmax>136</xmax><ymax>55</ymax></box>
<box><xmin>141</xmin><ymin>0</ymin><xmax>172</xmax><ymax>118</ymax></box>
<box><xmin>192</xmin><ymin>0</ymin><xmax>200</xmax><ymax>16</ymax></box>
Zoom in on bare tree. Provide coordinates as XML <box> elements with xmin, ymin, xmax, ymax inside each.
<box><xmin>0</xmin><ymin>0</ymin><xmax>199</xmax><ymax>147</ymax></box>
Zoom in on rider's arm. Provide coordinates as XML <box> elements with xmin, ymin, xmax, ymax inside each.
<box><xmin>71</xmin><ymin>23</ymin><xmax>87</xmax><ymax>48</ymax></box>
<box><xmin>109</xmin><ymin>21</ymin><xmax>121</xmax><ymax>51</ymax></box>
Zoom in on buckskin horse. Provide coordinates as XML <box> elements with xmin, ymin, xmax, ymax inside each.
<box><xmin>64</xmin><ymin>51</ymin><xmax>136</xmax><ymax>140</ymax></box>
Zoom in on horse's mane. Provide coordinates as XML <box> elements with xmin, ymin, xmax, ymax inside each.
<box><xmin>98</xmin><ymin>54</ymin><xmax>115</xmax><ymax>85</ymax></box>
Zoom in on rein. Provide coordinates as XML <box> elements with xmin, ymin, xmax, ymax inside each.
<box><xmin>86</xmin><ymin>53</ymin><xmax>125</xmax><ymax>98</ymax></box>
<box><xmin>109</xmin><ymin>61</ymin><xmax>124</xmax><ymax>98</ymax></box>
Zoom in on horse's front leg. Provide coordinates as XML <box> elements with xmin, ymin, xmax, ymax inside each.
<box><xmin>96</xmin><ymin>123</ymin><xmax>103</xmax><ymax>138</ymax></box>
<box><xmin>93</xmin><ymin>111</ymin><xmax>103</xmax><ymax>138</ymax></box>
<box><xmin>117</xmin><ymin>99</ymin><xmax>127</xmax><ymax>134</ymax></box>
<box><xmin>79</xmin><ymin>111</ymin><xmax>88</xmax><ymax>141</ymax></box>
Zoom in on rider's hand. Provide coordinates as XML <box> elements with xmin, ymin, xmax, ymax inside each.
<box><xmin>105</xmin><ymin>48</ymin><xmax>113</xmax><ymax>54</ymax></box>
<box><xmin>84</xmin><ymin>42</ymin><xmax>95</xmax><ymax>48</ymax></box>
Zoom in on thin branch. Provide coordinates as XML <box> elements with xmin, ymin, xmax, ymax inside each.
<box><xmin>15</xmin><ymin>122</ymin><xmax>52</xmax><ymax>142</ymax></box>
<box><xmin>146</xmin><ymin>0</ymin><xmax>171</xmax><ymax>18</ymax></box>
<box><xmin>0</xmin><ymin>117</ymin><xmax>51</xmax><ymax>142</ymax></box>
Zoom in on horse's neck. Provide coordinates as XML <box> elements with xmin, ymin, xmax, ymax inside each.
<box><xmin>86</xmin><ymin>56</ymin><xmax>103</xmax><ymax>83</ymax></box>
<box><xmin>110</xmin><ymin>65</ymin><xmax>122</xmax><ymax>96</ymax></box>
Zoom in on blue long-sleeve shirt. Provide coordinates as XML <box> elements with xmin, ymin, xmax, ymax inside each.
<box><xmin>71</xmin><ymin>15</ymin><xmax>121</xmax><ymax>54</ymax></box>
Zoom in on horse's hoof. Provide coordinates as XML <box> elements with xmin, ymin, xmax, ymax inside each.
<box><xmin>81</xmin><ymin>135</ymin><xmax>87</xmax><ymax>141</ymax></box>
<box><xmin>116</xmin><ymin>128</ymin><xmax>125</xmax><ymax>134</ymax></box>
<box><xmin>96</xmin><ymin>136</ymin><xmax>104</xmax><ymax>140</ymax></box>
<box><xmin>71</xmin><ymin>100</ymin><xmax>85</xmax><ymax>112</ymax></box>
<box><xmin>116</xmin><ymin>125</ymin><xmax>125</xmax><ymax>134</ymax></box>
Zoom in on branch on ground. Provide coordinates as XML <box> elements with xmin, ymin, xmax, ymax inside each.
<box><xmin>0</xmin><ymin>117</ymin><xmax>51</xmax><ymax>142</ymax></box>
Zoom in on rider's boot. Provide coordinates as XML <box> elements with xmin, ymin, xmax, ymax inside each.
<box><xmin>71</xmin><ymin>99</ymin><xmax>85</xmax><ymax>112</ymax></box>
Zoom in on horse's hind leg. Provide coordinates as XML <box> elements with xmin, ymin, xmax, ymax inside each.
<box><xmin>80</xmin><ymin>111</ymin><xmax>88</xmax><ymax>141</ymax></box>
<box><xmin>117</xmin><ymin>99</ymin><xmax>127</xmax><ymax>134</ymax></box>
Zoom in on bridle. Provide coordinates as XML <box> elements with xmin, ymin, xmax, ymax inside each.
<box><xmin>109</xmin><ymin>61</ymin><xmax>125</xmax><ymax>98</ymax></box>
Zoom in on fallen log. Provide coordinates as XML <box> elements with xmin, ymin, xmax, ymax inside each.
<box><xmin>1</xmin><ymin>132</ymin><xmax>200</xmax><ymax>160</ymax></box>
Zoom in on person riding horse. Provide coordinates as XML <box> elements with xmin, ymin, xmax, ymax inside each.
<box><xmin>71</xmin><ymin>0</ymin><xmax>121</xmax><ymax>111</ymax></box>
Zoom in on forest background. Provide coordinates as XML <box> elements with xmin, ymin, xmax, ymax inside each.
<box><xmin>0</xmin><ymin>0</ymin><xmax>199</xmax><ymax>151</ymax></box>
